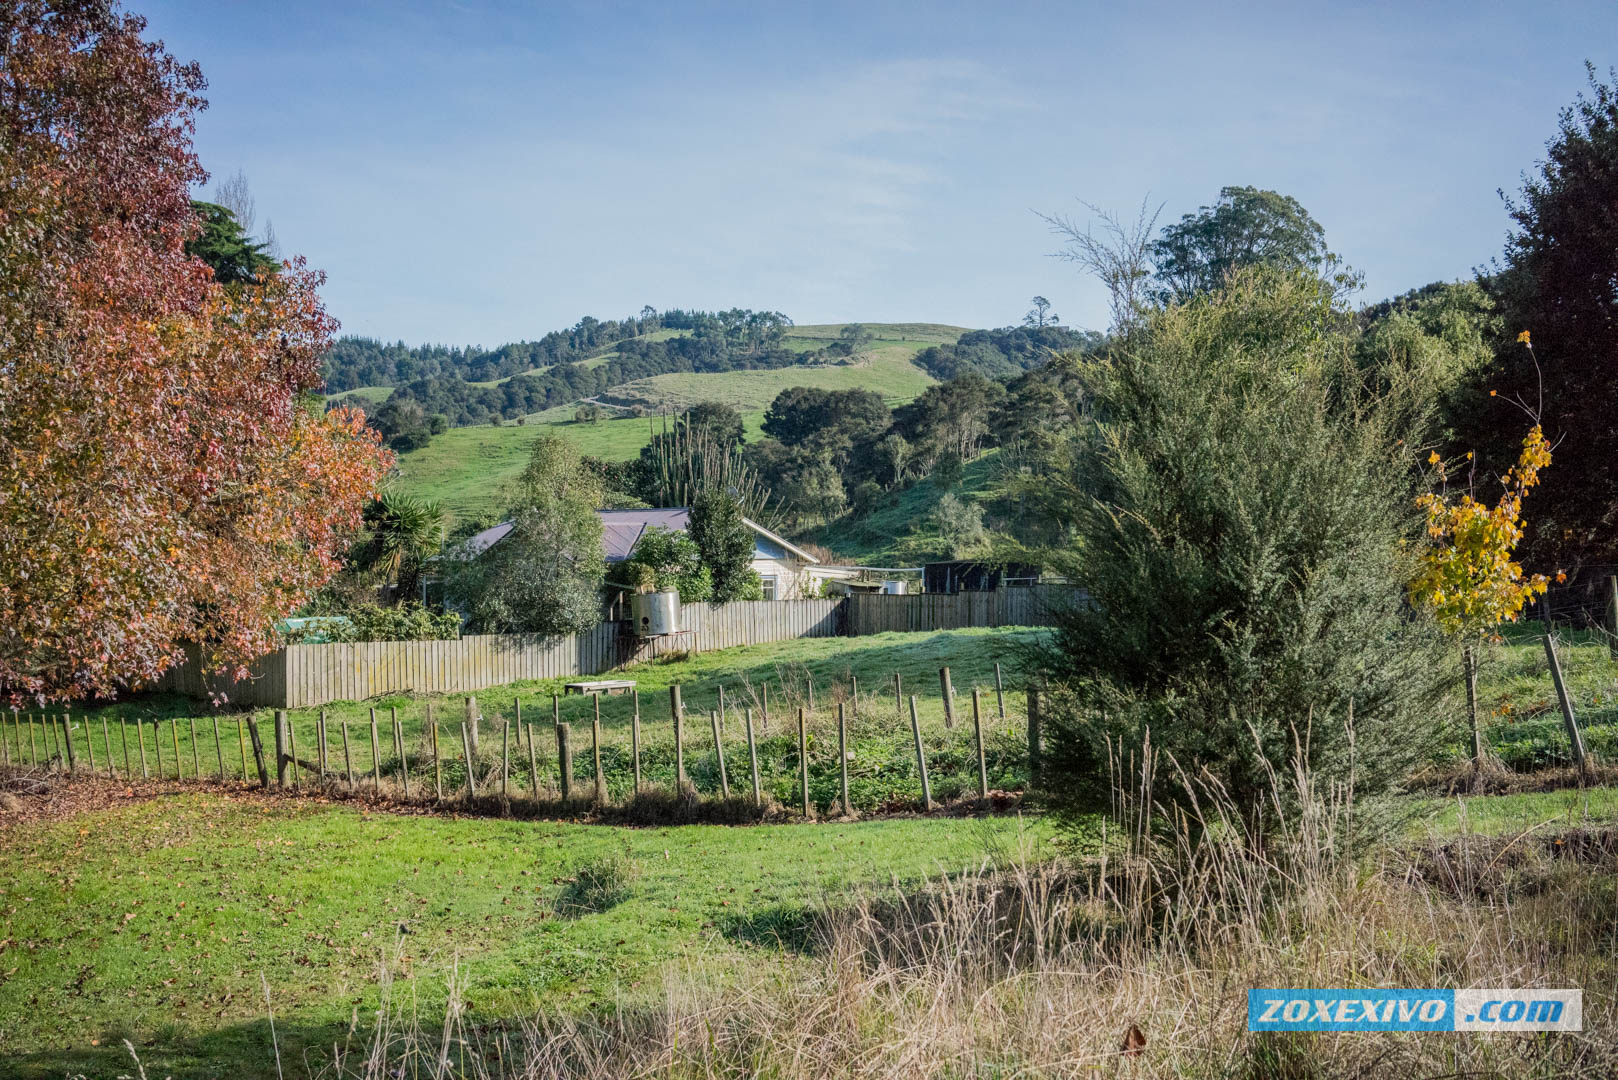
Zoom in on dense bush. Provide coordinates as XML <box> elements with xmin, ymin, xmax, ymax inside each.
<box><xmin>1030</xmin><ymin>268</ymin><xmax>1455</xmax><ymax>836</ymax></box>
<box><xmin>333</xmin><ymin>603</ymin><xmax>460</xmax><ymax>643</ymax></box>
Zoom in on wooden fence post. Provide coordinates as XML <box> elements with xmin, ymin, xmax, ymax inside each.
<box><xmin>761</xmin><ymin>682</ymin><xmax>769</xmax><ymax>732</ymax></box>
<box><xmin>150</xmin><ymin>716</ymin><xmax>162</xmax><ymax>778</ymax></box>
<box><xmin>556</xmin><ymin>722</ymin><xmax>573</xmax><ymax>801</ymax></box>
<box><xmin>186</xmin><ymin>717</ymin><xmax>198</xmax><ymax>780</ymax></box>
<box><xmin>368</xmin><ymin>708</ymin><xmax>381</xmax><ymax>795</ymax></box>
<box><xmin>798</xmin><ymin>707</ymin><xmax>810</xmax><ymax>817</ymax></box>
<box><xmin>894</xmin><ymin>673</ymin><xmax>902</xmax><ymax>719</ymax></box>
<box><xmin>236</xmin><ymin>717</ymin><xmax>247</xmax><ymax>781</ymax></box>
<box><xmin>461</xmin><ymin>722</ymin><xmax>478</xmax><ymax>799</ymax></box>
<box><xmin>838</xmin><ymin>702</ymin><xmax>850</xmax><ymax>817</ymax></box>
<box><xmin>1608</xmin><ymin>575</ymin><xmax>1618</xmax><ymax>660</ymax></box>
<box><xmin>136</xmin><ymin>717</ymin><xmax>148</xmax><ymax>779</ymax></box>
<box><xmin>909</xmin><ymin>695</ymin><xmax>933</xmax><ymax>812</ymax></box>
<box><xmin>290</xmin><ymin>715</ymin><xmax>303</xmax><ymax>789</ymax></box>
<box><xmin>939</xmin><ymin>668</ymin><xmax>955</xmax><ymax>729</ymax></box>
<box><xmin>670</xmin><ymin>685</ymin><xmax>685</xmax><ymax>784</ymax></box>
<box><xmin>994</xmin><ymin>663</ymin><xmax>1006</xmax><ymax>720</ymax></box>
<box><xmin>501</xmin><ymin>718</ymin><xmax>511</xmax><ymax>801</ymax></box>
<box><xmin>246</xmin><ymin>715</ymin><xmax>269</xmax><ymax>788</ymax></box>
<box><xmin>341</xmin><ymin>721</ymin><xmax>354</xmax><ymax>790</ymax></box>
<box><xmin>1544</xmin><ymin>635</ymin><xmax>1589</xmax><ymax>772</ymax></box>
<box><xmin>272</xmin><ymin>710</ymin><xmax>288</xmax><ymax>787</ymax></box>
<box><xmin>971</xmin><ymin>689</ymin><xmax>989</xmax><ymax>799</ymax></box>
<box><xmin>83</xmin><ymin>714</ymin><xmax>96</xmax><ymax>775</ymax></box>
<box><xmin>396</xmin><ymin>712</ymin><xmax>411</xmax><ymax>798</ymax></box>
<box><xmin>1465</xmin><ymin>645</ymin><xmax>1483</xmax><ymax>765</ymax></box>
<box><xmin>465</xmin><ymin>696</ymin><xmax>480</xmax><ymax>759</ymax></box>
<box><xmin>631</xmin><ymin>691</ymin><xmax>642</xmax><ymax>792</ymax></box>
<box><xmin>431</xmin><ymin>708</ymin><xmax>443</xmax><ymax>801</ymax></box>
<box><xmin>211</xmin><ymin>717</ymin><xmax>224</xmax><ymax>780</ymax></box>
<box><xmin>62</xmin><ymin>712</ymin><xmax>78</xmax><ymax>773</ymax></box>
<box><xmin>317</xmin><ymin>710</ymin><xmax>328</xmax><ymax>782</ymax></box>
<box><xmin>526</xmin><ymin>723</ymin><xmax>539</xmax><ymax>798</ymax></box>
<box><xmin>170</xmin><ymin>717</ymin><xmax>181</xmax><ymax>780</ymax></box>
<box><xmin>711</xmin><ymin>710</ymin><xmax>730</xmax><ymax>799</ymax></box>
<box><xmin>1026</xmin><ymin>687</ymin><xmax>1043</xmax><ymax>789</ymax></box>
<box><xmin>745</xmin><ymin>706</ymin><xmax>761</xmax><ymax>804</ymax></box>
<box><xmin>850</xmin><ymin>675</ymin><xmax>859</xmax><ymax>722</ymax></box>
<box><xmin>121</xmin><ymin>716</ymin><xmax>131</xmax><ymax>779</ymax></box>
<box><xmin>103</xmin><ymin>717</ymin><xmax>115</xmax><ymax>779</ymax></box>
<box><xmin>591</xmin><ymin>700</ymin><xmax>606</xmax><ymax>804</ymax></box>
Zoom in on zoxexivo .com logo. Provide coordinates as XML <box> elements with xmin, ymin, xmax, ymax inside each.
<box><xmin>1248</xmin><ymin>990</ymin><xmax>1582</xmax><ymax>1032</ymax></box>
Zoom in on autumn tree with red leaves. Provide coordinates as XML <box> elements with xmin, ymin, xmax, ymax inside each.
<box><xmin>0</xmin><ymin>1</ymin><xmax>392</xmax><ymax>702</ymax></box>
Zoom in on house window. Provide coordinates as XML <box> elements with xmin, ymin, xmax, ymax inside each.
<box><xmin>760</xmin><ymin>575</ymin><xmax>778</xmax><ymax>601</ymax></box>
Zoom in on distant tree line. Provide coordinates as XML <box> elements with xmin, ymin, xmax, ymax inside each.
<box><xmin>330</xmin><ymin>309</ymin><xmax>800</xmax><ymax>450</ymax></box>
<box><xmin>912</xmin><ymin>324</ymin><xmax>1101</xmax><ymax>380</ymax></box>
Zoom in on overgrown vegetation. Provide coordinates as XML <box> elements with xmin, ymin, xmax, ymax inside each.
<box><xmin>1032</xmin><ymin>268</ymin><xmax>1454</xmax><ymax>833</ymax></box>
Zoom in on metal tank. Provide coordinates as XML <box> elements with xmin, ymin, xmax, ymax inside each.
<box><xmin>630</xmin><ymin>590</ymin><xmax>681</xmax><ymax>636</ymax></box>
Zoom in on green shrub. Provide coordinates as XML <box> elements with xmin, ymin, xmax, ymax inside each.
<box><xmin>1030</xmin><ymin>268</ymin><xmax>1454</xmax><ymax>837</ymax></box>
<box><xmin>287</xmin><ymin>602</ymin><xmax>460</xmax><ymax>644</ymax></box>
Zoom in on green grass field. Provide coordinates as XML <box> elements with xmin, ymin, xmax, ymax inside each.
<box><xmin>1452</xmin><ymin>622</ymin><xmax>1618</xmax><ymax>770</ymax></box>
<box><xmin>7</xmin><ymin>625</ymin><xmax>1618</xmax><ymax>1078</ymax></box>
<box><xmin>0</xmin><ymin>794</ymin><xmax>1044</xmax><ymax>1079</ymax></box>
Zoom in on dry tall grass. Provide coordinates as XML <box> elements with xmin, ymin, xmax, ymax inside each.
<box><xmin>287</xmin><ymin>742</ymin><xmax>1615</xmax><ymax>1079</ymax></box>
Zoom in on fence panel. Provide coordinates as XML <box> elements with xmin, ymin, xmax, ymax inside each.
<box><xmin>153</xmin><ymin>592</ymin><xmax>1067</xmax><ymax>707</ymax></box>
<box><xmin>845</xmin><ymin>586</ymin><xmax>1080</xmax><ymax>637</ymax></box>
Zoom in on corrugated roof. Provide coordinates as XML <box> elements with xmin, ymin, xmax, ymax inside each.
<box><xmin>599</xmin><ymin>508</ymin><xmax>691</xmax><ymax>562</ymax></box>
<box><xmin>460</xmin><ymin>507</ymin><xmax>819</xmax><ymax>566</ymax></box>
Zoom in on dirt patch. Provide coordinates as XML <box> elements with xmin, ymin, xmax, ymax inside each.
<box><xmin>1411</xmin><ymin>759</ymin><xmax>1618</xmax><ymax>796</ymax></box>
<box><xmin>0</xmin><ymin>765</ymin><xmax>1033</xmax><ymax>831</ymax></box>
<box><xmin>1401</xmin><ymin>823</ymin><xmax>1618</xmax><ymax>901</ymax></box>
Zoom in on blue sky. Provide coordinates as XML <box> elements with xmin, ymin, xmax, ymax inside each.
<box><xmin>143</xmin><ymin>0</ymin><xmax>1615</xmax><ymax>346</ymax></box>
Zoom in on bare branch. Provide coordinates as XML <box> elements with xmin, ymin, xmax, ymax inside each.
<box><xmin>1036</xmin><ymin>197</ymin><xmax>1162</xmax><ymax>333</ymax></box>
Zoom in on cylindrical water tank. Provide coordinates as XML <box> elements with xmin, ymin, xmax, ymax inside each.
<box><xmin>630</xmin><ymin>590</ymin><xmax>681</xmax><ymax>636</ymax></box>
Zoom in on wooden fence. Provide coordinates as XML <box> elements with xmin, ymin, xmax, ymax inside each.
<box><xmin>154</xmin><ymin>599</ymin><xmax>845</xmax><ymax>708</ymax></box>
<box><xmin>844</xmin><ymin>586</ymin><xmax>1079</xmax><ymax>636</ymax></box>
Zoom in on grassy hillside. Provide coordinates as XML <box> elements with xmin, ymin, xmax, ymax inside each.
<box><xmin>811</xmin><ymin>450</ymin><xmax>1003</xmax><ymax>563</ymax></box>
<box><xmin>603</xmin><ymin>342</ymin><xmax>936</xmax><ymax>413</ymax></box>
<box><xmin>390</xmin><ymin>416</ymin><xmax>658</xmax><ymax>524</ymax></box>
<box><xmin>387</xmin><ymin>323</ymin><xmax>964</xmax><ymax>524</ymax></box>
<box><xmin>325</xmin><ymin>384</ymin><xmax>392</xmax><ymax>404</ymax></box>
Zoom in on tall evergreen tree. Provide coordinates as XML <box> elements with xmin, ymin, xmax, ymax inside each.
<box><xmin>689</xmin><ymin>489</ymin><xmax>761</xmax><ymax>602</ymax></box>
<box><xmin>1469</xmin><ymin>65</ymin><xmax>1618</xmax><ymax>570</ymax></box>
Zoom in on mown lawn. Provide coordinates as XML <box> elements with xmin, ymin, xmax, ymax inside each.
<box><xmin>40</xmin><ymin>629</ymin><xmax>1044</xmax><ymax>815</ymax></box>
<box><xmin>0</xmin><ymin>794</ymin><xmax>1051</xmax><ymax>1079</ymax></box>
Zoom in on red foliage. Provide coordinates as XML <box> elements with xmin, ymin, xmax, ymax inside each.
<box><xmin>0</xmin><ymin>2</ymin><xmax>392</xmax><ymax>701</ymax></box>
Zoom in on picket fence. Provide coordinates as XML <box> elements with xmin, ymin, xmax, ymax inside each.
<box><xmin>154</xmin><ymin>588</ymin><xmax>1077</xmax><ymax>708</ymax></box>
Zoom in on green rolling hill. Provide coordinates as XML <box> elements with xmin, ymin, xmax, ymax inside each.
<box><xmin>382</xmin><ymin>322</ymin><xmax>968</xmax><ymax>527</ymax></box>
